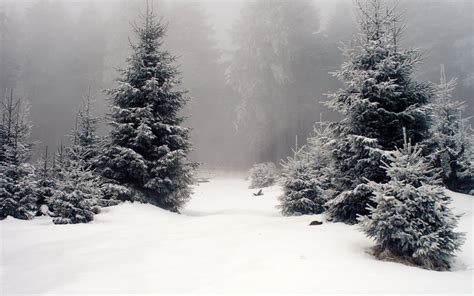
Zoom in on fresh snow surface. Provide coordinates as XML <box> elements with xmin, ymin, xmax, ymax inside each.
<box><xmin>1</xmin><ymin>178</ymin><xmax>473</xmax><ymax>294</ymax></box>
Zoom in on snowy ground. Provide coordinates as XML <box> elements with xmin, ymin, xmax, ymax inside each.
<box><xmin>1</xmin><ymin>178</ymin><xmax>473</xmax><ymax>295</ymax></box>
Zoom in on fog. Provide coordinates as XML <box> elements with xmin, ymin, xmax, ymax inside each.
<box><xmin>1</xmin><ymin>0</ymin><xmax>473</xmax><ymax>170</ymax></box>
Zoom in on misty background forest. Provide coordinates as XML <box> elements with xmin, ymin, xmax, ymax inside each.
<box><xmin>1</xmin><ymin>0</ymin><xmax>472</xmax><ymax>169</ymax></box>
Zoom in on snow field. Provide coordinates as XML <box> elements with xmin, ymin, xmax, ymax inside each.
<box><xmin>1</xmin><ymin>178</ymin><xmax>472</xmax><ymax>294</ymax></box>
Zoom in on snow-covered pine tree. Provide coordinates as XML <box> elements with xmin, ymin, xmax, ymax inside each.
<box><xmin>359</xmin><ymin>129</ymin><xmax>465</xmax><ymax>271</ymax></box>
<box><xmin>325</xmin><ymin>0</ymin><xmax>432</xmax><ymax>223</ymax></box>
<box><xmin>279</xmin><ymin>121</ymin><xmax>333</xmax><ymax>216</ymax></box>
<box><xmin>50</xmin><ymin>153</ymin><xmax>98</xmax><ymax>224</ymax></box>
<box><xmin>99</xmin><ymin>5</ymin><xmax>195</xmax><ymax>211</ymax></box>
<box><xmin>48</xmin><ymin>89</ymin><xmax>111</xmax><ymax>223</ymax></box>
<box><xmin>0</xmin><ymin>90</ymin><xmax>37</xmax><ymax>220</ymax></box>
<box><xmin>52</xmin><ymin>141</ymin><xmax>66</xmax><ymax>181</ymax></box>
<box><xmin>35</xmin><ymin>146</ymin><xmax>56</xmax><ymax>216</ymax></box>
<box><xmin>324</xmin><ymin>132</ymin><xmax>382</xmax><ymax>224</ymax></box>
<box><xmin>428</xmin><ymin>65</ymin><xmax>473</xmax><ymax>194</ymax></box>
<box><xmin>73</xmin><ymin>88</ymin><xmax>101</xmax><ymax>170</ymax></box>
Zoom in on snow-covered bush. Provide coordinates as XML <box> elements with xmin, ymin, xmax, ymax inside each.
<box><xmin>279</xmin><ymin>159</ymin><xmax>326</xmax><ymax>216</ymax></box>
<box><xmin>99</xmin><ymin>183</ymin><xmax>130</xmax><ymax>207</ymax></box>
<box><xmin>326</xmin><ymin>183</ymin><xmax>374</xmax><ymax>224</ymax></box>
<box><xmin>279</xmin><ymin>124</ymin><xmax>333</xmax><ymax>216</ymax></box>
<box><xmin>359</xmin><ymin>131</ymin><xmax>465</xmax><ymax>271</ymax></box>
<box><xmin>50</xmin><ymin>166</ymin><xmax>100</xmax><ymax>225</ymax></box>
<box><xmin>0</xmin><ymin>163</ymin><xmax>37</xmax><ymax>220</ymax></box>
<box><xmin>248</xmin><ymin>162</ymin><xmax>278</xmax><ymax>189</ymax></box>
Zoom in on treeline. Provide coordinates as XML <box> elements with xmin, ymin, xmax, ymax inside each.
<box><xmin>0</xmin><ymin>0</ymin><xmax>472</xmax><ymax>168</ymax></box>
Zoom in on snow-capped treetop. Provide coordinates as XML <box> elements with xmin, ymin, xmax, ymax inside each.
<box><xmin>326</xmin><ymin>0</ymin><xmax>431</xmax><ymax>150</ymax></box>
<box><xmin>382</xmin><ymin>128</ymin><xmax>439</xmax><ymax>188</ymax></box>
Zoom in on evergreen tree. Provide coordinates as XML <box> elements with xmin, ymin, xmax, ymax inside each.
<box><xmin>35</xmin><ymin>145</ymin><xmax>56</xmax><ymax>216</ymax></box>
<box><xmin>279</xmin><ymin>121</ymin><xmax>333</xmax><ymax>216</ymax></box>
<box><xmin>99</xmin><ymin>6</ymin><xmax>195</xmax><ymax>212</ymax></box>
<box><xmin>359</xmin><ymin>129</ymin><xmax>465</xmax><ymax>271</ymax></box>
<box><xmin>325</xmin><ymin>0</ymin><xmax>432</xmax><ymax>223</ymax></box>
<box><xmin>71</xmin><ymin>89</ymin><xmax>101</xmax><ymax>169</ymax></box>
<box><xmin>0</xmin><ymin>91</ymin><xmax>37</xmax><ymax>220</ymax></box>
<box><xmin>50</xmin><ymin>152</ymin><xmax>99</xmax><ymax>225</ymax></box>
<box><xmin>428</xmin><ymin>65</ymin><xmax>473</xmax><ymax>193</ymax></box>
<box><xmin>324</xmin><ymin>133</ymin><xmax>382</xmax><ymax>224</ymax></box>
<box><xmin>50</xmin><ymin>88</ymin><xmax>121</xmax><ymax>223</ymax></box>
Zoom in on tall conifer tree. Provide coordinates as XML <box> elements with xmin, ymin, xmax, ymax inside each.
<box><xmin>325</xmin><ymin>0</ymin><xmax>432</xmax><ymax>223</ymax></box>
<box><xmin>100</xmin><ymin>4</ymin><xmax>195</xmax><ymax>211</ymax></box>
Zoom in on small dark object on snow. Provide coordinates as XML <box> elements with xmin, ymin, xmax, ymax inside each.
<box><xmin>309</xmin><ymin>220</ymin><xmax>323</xmax><ymax>226</ymax></box>
<box><xmin>253</xmin><ymin>189</ymin><xmax>263</xmax><ymax>196</ymax></box>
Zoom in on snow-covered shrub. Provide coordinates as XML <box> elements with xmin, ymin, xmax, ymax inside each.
<box><xmin>359</xmin><ymin>132</ymin><xmax>465</xmax><ymax>271</ymax></box>
<box><xmin>248</xmin><ymin>162</ymin><xmax>278</xmax><ymax>189</ymax></box>
<box><xmin>50</xmin><ymin>166</ymin><xmax>99</xmax><ymax>225</ymax></box>
<box><xmin>326</xmin><ymin>183</ymin><xmax>374</xmax><ymax>224</ymax></box>
<box><xmin>0</xmin><ymin>163</ymin><xmax>37</xmax><ymax>220</ymax></box>
<box><xmin>279</xmin><ymin>124</ymin><xmax>333</xmax><ymax>216</ymax></box>
<box><xmin>279</xmin><ymin>159</ymin><xmax>326</xmax><ymax>215</ymax></box>
<box><xmin>99</xmin><ymin>183</ymin><xmax>129</xmax><ymax>207</ymax></box>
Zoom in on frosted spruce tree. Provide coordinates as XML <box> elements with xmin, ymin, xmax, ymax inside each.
<box><xmin>50</xmin><ymin>152</ymin><xmax>99</xmax><ymax>225</ymax></box>
<box><xmin>359</xmin><ymin>129</ymin><xmax>465</xmax><ymax>271</ymax></box>
<box><xmin>428</xmin><ymin>65</ymin><xmax>473</xmax><ymax>193</ymax></box>
<box><xmin>99</xmin><ymin>6</ymin><xmax>195</xmax><ymax>212</ymax></box>
<box><xmin>279</xmin><ymin>121</ymin><xmax>333</xmax><ymax>216</ymax></box>
<box><xmin>71</xmin><ymin>89</ymin><xmax>101</xmax><ymax>170</ymax></box>
<box><xmin>325</xmin><ymin>0</ymin><xmax>431</xmax><ymax>224</ymax></box>
<box><xmin>49</xmin><ymin>89</ymin><xmax>119</xmax><ymax>224</ymax></box>
<box><xmin>35</xmin><ymin>146</ymin><xmax>56</xmax><ymax>216</ymax></box>
<box><xmin>0</xmin><ymin>91</ymin><xmax>37</xmax><ymax>220</ymax></box>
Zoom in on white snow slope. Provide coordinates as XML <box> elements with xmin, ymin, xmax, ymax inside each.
<box><xmin>1</xmin><ymin>178</ymin><xmax>473</xmax><ymax>295</ymax></box>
